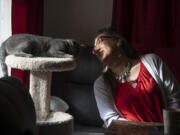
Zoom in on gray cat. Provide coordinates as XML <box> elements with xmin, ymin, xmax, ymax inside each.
<box><xmin>0</xmin><ymin>34</ymin><xmax>83</xmax><ymax>76</ymax></box>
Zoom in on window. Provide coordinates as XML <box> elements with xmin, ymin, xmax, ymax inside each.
<box><xmin>0</xmin><ymin>0</ymin><xmax>12</xmax><ymax>77</ymax></box>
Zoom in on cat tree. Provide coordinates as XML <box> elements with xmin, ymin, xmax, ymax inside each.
<box><xmin>5</xmin><ymin>55</ymin><xmax>76</xmax><ymax>135</ymax></box>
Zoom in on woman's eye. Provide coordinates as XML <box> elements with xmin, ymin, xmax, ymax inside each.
<box><xmin>97</xmin><ymin>38</ymin><xmax>103</xmax><ymax>44</ymax></box>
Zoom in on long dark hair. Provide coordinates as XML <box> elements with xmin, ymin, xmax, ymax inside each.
<box><xmin>97</xmin><ymin>27</ymin><xmax>139</xmax><ymax>97</ymax></box>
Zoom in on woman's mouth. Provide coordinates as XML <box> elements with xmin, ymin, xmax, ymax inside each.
<box><xmin>95</xmin><ymin>49</ymin><xmax>104</xmax><ymax>57</ymax></box>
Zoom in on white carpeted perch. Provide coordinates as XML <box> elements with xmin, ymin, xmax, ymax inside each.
<box><xmin>5</xmin><ymin>55</ymin><xmax>75</xmax><ymax>125</ymax></box>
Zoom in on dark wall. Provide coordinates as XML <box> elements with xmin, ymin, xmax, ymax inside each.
<box><xmin>43</xmin><ymin>0</ymin><xmax>113</xmax><ymax>45</ymax></box>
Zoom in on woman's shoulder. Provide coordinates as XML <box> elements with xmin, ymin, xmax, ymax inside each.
<box><xmin>140</xmin><ymin>53</ymin><xmax>161</xmax><ymax>60</ymax></box>
<box><xmin>140</xmin><ymin>53</ymin><xmax>163</xmax><ymax>64</ymax></box>
<box><xmin>94</xmin><ymin>75</ymin><xmax>110</xmax><ymax>92</ymax></box>
<box><xmin>94</xmin><ymin>75</ymin><xmax>104</xmax><ymax>87</ymax></box>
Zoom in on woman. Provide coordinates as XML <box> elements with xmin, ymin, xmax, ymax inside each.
<box><xmin>93</xmin><ymin>27</ymin><xmax>180</xmax><ymax>128</ymax></box>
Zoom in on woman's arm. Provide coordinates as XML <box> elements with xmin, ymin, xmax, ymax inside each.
<box><xmin>94</xmin><ymin>76</ymin><xmax>127</xmax><ymax>127</ymax></box>
<box><xmin>155</xmin><ymin>55</ymin><xmax>180</xmax><ymax>108</ymax></box>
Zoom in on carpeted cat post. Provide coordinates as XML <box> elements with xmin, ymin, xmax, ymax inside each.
<box><xmin>5</xmin><ymin>55</ymin><xmax>76</xmax><ymax>135</ymax></box>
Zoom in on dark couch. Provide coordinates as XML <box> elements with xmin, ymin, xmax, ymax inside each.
<box><xmin>51</xmin><ymin>45</ymin><xmax>105</xmax><ymax>134</ymax></box>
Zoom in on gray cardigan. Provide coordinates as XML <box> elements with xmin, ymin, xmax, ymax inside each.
<box><xmin>94</xmin><ymin>53</ymin><xmax>180</xmax><ymax>127</ymax></box>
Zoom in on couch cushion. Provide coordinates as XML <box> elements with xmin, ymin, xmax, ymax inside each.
<box><xmin>61</xmin><ymin>45</ymin><xmax>103</xmax><ymax>84</ymax></box>
<box><xmin>62</xmin><ymin>82</ymin><xmax>104</xmax><ymax>127</ymax></box>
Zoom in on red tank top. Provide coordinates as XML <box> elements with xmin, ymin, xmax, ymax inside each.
<box><xmin>115</xmin><ymin>61</ymin><xmax>164</xmax><ymax>123</ymax></box>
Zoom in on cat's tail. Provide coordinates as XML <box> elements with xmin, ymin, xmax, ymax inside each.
<box><xmin>0</xmin><ymin>42</ymin><xmax>8</xmax><ymax>77</ymax></box>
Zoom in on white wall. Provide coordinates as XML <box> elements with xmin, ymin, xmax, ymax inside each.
<box><xmin>43</xmin><ymin>0</ymin><xmax>113</xmax><ymax>46</ymax></box>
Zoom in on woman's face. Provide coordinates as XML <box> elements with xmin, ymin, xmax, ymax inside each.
<box><xmin>93</xmin><ymin>34</ymin><xmax>121</xmax><ymax>63</ymax></box>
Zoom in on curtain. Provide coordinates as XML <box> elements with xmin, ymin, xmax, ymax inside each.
<box><xmin>112</xmin><ymin>0</ymin><xmax>180</xmax><ymax>51</ymax></box>
<box><xmin>0</xmin><ymin>0</ymin><xmax>12</xmax><ymax>77</ymax></box>
<box><xmin>11</xmin><ymin>0</ymin><xmax>44</xmax><ymax>87</ymax></box>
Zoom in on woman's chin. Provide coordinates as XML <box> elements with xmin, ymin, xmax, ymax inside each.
<box><xmin>97</xmin><ymin>54</ymin><xmax>110</xmax><ymax>64</ymax></box>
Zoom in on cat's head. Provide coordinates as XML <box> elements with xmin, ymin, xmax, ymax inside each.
<box><xmin>48</xmin><ymin>38</ymin><xmax>86</xmax><ymax>58</ymax></box>
<box><xmin>65</xmin><ymin>39</ymin><xmax>86</xmax><ymax>58</ymax></box>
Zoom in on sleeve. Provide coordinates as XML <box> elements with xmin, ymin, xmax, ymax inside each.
<box><xmin>154</xmin><ymin>54</ymin><xmax>180</xmax><ymax>108</ymax></box>
<box><xmin>94</xmin><ymin>76</ymin><xmax>128</xmax><ymax>128</ymax></box>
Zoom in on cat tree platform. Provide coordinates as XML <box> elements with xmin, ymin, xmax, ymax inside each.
<box><xmin>5</xmin><ymin>55</ymin><xmax>76</xmax><ymax>135</ymax></box>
